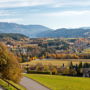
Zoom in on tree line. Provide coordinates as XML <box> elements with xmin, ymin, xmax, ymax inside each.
<box><xmin>47</xmin><ymin>53</ymin><xmax>90</xmax><ymax>59</ymax></box>
<box><xmin>24</xmin><ymin>62</ymin><xmax>90</xmax><ymax>76</ymax></box>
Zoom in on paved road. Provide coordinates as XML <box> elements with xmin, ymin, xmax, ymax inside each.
<box><xmin>0</xmin><ymin>86</ymin><xmax>4</xmax><ymax>90</ymax></box>
<box><xmin>20</xmin><ymin>77</ymin><xmax>50</xmax><ymax>90</ymax></box>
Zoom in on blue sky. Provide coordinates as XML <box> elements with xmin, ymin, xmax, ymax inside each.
<box><xmin>0</xmin><ymin>0</ymin><xmax>90</xmax><ymax>29</ymax></box>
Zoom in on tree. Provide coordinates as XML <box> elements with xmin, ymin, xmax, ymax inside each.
<box><xmin>77</xmin><ymin>62</ymin><xmax>83</xmax><ymax>76</ymax></box>
<box><xmin>78</xmin><ymin>62</ymin><xmax>83</xmax><ymax>69</ymax></box>
<box><xmin>68</xmin><ymin>61</ymin><xmax>73</xmax><ymax>69</ymax></box>
<box><xmin>0</xmin><ymin>43</ymin><xmax>22</xmax><ymax>83</ymax></box>
<box><xmin>83</xmin><ymin>63</ymin><xmax>90</xmax><ymax>68</ymax></box>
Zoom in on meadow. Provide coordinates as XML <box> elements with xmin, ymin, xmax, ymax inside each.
<box><xmin>22</xmin><ymin>59</ymin><xmax>90</xmax><ymax>67</ymax></box>
<box><xmin>0</xmin><ymin>79</ymin><xmax>26</xmax><ymax>90</ymax></box>
<box><xmin>25</xmin><ymin>74</ymin><xmax>90</xmax><ymax>90</ymax></box>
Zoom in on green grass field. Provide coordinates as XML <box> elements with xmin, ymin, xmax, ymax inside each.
<box><xmin>0</xmin><ymin>79</ymin><xmax>26</xmax><ymax>90</ymax></box>
<box><xmin>25</xmin><ymin>74</ymin><xmax>90</xmax><ymax>90</ymax></box>
<box><xmin>22</xmin><ymin>59</ymin><xmax>90</xmax><ymax>67</ymax></box>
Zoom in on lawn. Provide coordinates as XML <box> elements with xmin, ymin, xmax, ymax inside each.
<box><xmin>0</xmin><ymin>78</ymin><xmax>26</xmax><ymax>90</ymax></box>
<box><xmin>25</xmin><ymin>74</ymin><xmax>90</xmax><ymax>90</ymax></box>
<box><xmin>22</xmin><ymin>59</ymin><xmax>90</xmax><ymax>67</ymax></box>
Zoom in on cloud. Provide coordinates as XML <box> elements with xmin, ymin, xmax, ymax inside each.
<box><xmin>0</xmin><ymin>0</ymin><xmax>28</xmax><ymax>8</ymax></box>
<box><xmin>0</xmin><ymin>10</ymin><xmax>17</xmax><ymax>16</ymax></box>
<box><xmin>0</xmin><ymin>18</ymin><xmax>23</xmax><ymax>23</ymax></box>
<box><xmin>0</xmin><ymin>0</ymin><xmax>55</xmax><ymax>8</ymax></box>
<box><xmin>53</xmin><ymin>1</ymin><xmax>90</xmax><ymax>8</ymax></box>
<box><xmin>0</xmin><ymin>0</ymin><xmax>90</xmax><ymax>8</ymax></box>
<box><xmin>41</xmin><ymin>10</ymin><xmax>90</xmax><ymax>16</ymax></box>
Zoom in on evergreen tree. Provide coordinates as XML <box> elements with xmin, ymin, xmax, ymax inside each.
<box><xmin>69</xmin><ymin>61</ymin><xmax>73</xmax><ymax>69</ymax></box>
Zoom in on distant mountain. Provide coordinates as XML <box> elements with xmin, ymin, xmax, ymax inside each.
<box><xmin>80</xmin><ymin>27</ymin><xmax>90</xmax><ymax>29</ymax></box>
<box><xmin>37</xmin><ymin>28</ymin><xmax>90</xmax><ymax>38</ymax></box>
<box><xmin>0</xmin><ymin>22</ymin><xmax>90</xmax><ymax>38</ymax></box>
<box><xmin>0</xmin><ymin>22</ymin><xmax>52</xmax><ymax>38</ymax></box>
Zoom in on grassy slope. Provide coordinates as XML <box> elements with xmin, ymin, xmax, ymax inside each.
<box><xmin>0</xmin><ymin>79</ymin><xmax>26</xmax><ymax>90</ymax></box>
<box><xmin>25</xmin><ymin>74</ymin><xmax>90</xmax><ymax>90</ymax></box>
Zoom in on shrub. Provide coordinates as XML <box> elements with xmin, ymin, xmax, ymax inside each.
<box><xmin>28</xmin><ymin>71</ymin><xmax>50</xmax><ymax>74</ymax></box>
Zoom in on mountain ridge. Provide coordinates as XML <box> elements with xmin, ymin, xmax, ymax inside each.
<box><xmin>0</xmin><ymin>22</ymin><xmax>53</xmax><ymax>38</ymax></box>
<box><xmin>37</xmin><ymin>28</ymin><xmax>90</xmax><ymax>38</ymax></box>
<box><xmin>0</xmin><ymin>22</ymin><xmax>90</xmax><ymax>38</ymax></box>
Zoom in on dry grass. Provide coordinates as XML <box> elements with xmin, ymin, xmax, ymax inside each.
<box><xmin>21</xmin><ymin>59</ymin><xmax>90</xmax><ymax>67</ymax></box>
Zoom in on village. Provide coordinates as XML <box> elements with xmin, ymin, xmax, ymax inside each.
<box><xmin>3</xmin><ymin>37</ymin><xmax>90</xmax><ymax>61</ymax></box>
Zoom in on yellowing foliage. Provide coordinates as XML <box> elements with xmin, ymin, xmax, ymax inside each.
<box><xmin>0</xmin><ymin>43</ymin><xmax>22</xmax><ymax>83</ymax></box>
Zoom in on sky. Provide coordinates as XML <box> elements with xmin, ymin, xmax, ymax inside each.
<box><xmin>0</xmin><ymin>0</ymin><xmax>90</xmax><ymax>29</ymax></box>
